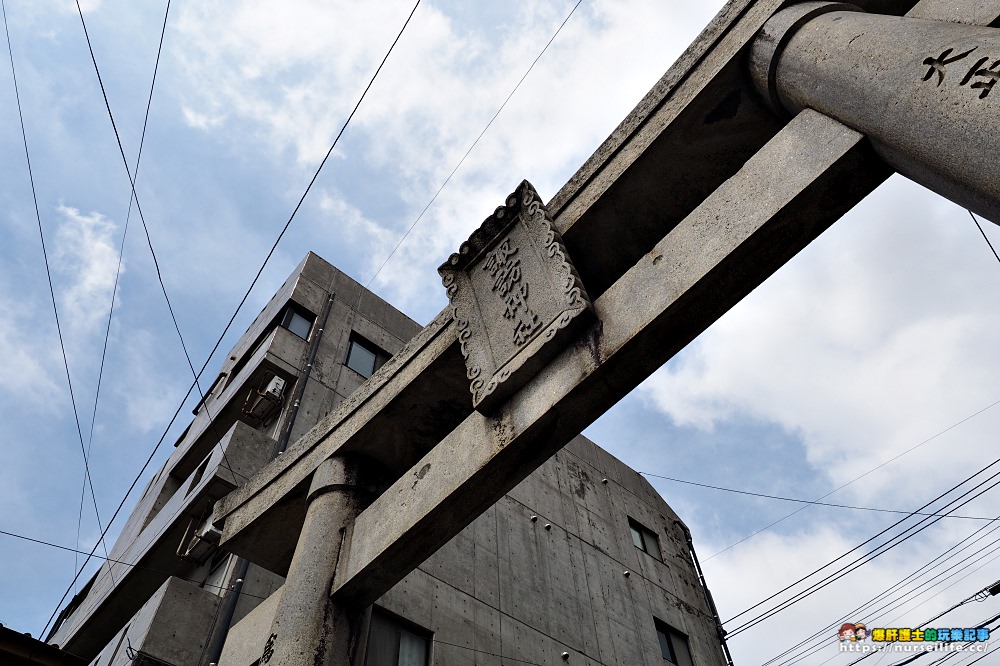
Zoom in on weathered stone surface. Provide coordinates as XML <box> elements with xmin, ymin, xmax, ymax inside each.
<box><xmin>751</xmin><ymin>4</ymin><xmax>1000</xmax><ymax>221</ymax></box>
<box><xmin>907</xmin><ymin>0</ymin><xmax>1000</xmax><ymax>24</ymax></box>
<box><xmin>331</xmin><ymin>110</ymin><xmax>891</xmax><ymax>608</ymax></box>
<box><xmin>214</xmin><ymin>0</ymin><xmax>905</xmax><ymax>579</ymax></box>
<box><xmin>439</xmin><ymin>180</ymin><xmax>593</xmax><ymax>413</ymax></box>
<box><xmin>546</xmin><ymin>0</ymin><xmax>911</xmax><ymax>300</ymax></box>
<box><xmin>214</xmin><ymin>309</ymin><xmax>470</xmax><ymax>574</ymax></box>
<box><xmin>262</xmin><ymin>456</ymin><xmax>368</xmax><ymax>665</ymax></box>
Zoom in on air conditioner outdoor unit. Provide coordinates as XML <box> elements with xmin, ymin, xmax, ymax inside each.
<box><xmin>242</xmin><ymin>374</ymin><xmax>287</xmax><ymax>426</ymax></box>
<box><xmin>263</xmin><ymin>376</ymin><xmax>286</xmax><ymax>400</ymax></box>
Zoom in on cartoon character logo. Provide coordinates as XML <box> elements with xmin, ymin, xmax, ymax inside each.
<box><xmin>840</xmin><ymin>623</ymin><xmax>857</xmax><ymax>642</ymax></box>
<box><xmin>854</xmin><ymin>623</ymin><xmax>868</xmax><ymax>642</ymax></box>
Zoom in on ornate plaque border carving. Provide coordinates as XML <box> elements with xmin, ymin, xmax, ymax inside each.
<box><xmin>439</xmin><ymin>180</ymin><xmax>594</xmax><ymax>413</ymax></box>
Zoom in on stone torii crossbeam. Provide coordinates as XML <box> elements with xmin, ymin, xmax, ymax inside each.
<box><xmin>211</xmin><ymin>0</ymin><xmax>1000</xmax><ymax>662</ymax></box>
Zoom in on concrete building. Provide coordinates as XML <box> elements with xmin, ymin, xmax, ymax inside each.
<box><xmin>45</xmin><ymin>253</ymin><xmax>728</xmax><ymax>666</ymax></box>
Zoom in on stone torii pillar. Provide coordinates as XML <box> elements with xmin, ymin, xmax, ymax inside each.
<box><xmin>751</xmin><ymin>1</ymin><xmax>1000</xmax><ymax>222</ymax></box>
<box><xmin>259</xmin><ymin>457</ymin><xmax>370</xmax><ymax>665</ymax></box>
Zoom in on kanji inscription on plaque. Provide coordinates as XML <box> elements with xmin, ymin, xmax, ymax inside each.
<box><xmin>439</xmin><ymin>180</ymin><xmax>594</xmax><ymax>413</ymax></box>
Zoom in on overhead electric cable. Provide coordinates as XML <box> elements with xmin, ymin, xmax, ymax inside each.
<box><xmin>174</xmin><ymin>0</ymin><xmax>423</xmax><ymax>397</ymax></box>
<box><xmin>48</xmin><ymin>0</ymin><xmax>576</xmax><ymax>642</ymax></box>
<box><xmin>73</xmin><ymin>0</ymin><xmax>245</xmax><ymax>491</ymax></box>
<box><xmin>861</xmin><ymin>609</ymin><xmax>1000</xmax><ymax>666</ymax></box>
<box><xmin>433</xmin><ymin>639</ymin><xmax>546</xmax><ymax>666</ymax></box>
<box><xmin>727</xmin><ymin>472</ymin><xmax>1000</xmax><ymax>638</ymax></box>
<box><xmin>74</xmin><ymin>0</ymin><xmax>172</xmax><ymax>593</ymax></box>
<box><xmin>969</xmin><ymin>210</ymin><xmax>1000</xmax><ymax>266</ymax></box>
<box><xmin>783</xmin><ymin>546</ymin><xmax>1000</xmax><ymax>666</ymax></box>
<box><xmin>364</xmin><ymin>0</ymin><xmax>583</xmax><ymax>289</ymax></box>
<box><xmin>2</xmin><ymin>0</ymin><xmax>118</xmax><ymax>596</ymax></box>
<box><xmin>640</xmin><ymin>472</ymin><xmax>994</xmax><ymax>520</ymax></box>
<box><xmin>705</xmin><ymin>397</ymin><xmax>1000</xmax><ymax>560</ymax></box>
<box><xmin>0</xmin><ymin>527</ymin><xmax>265</xmax><ymax>601</ymax></box>
<box><xmin>725</xmin><ymin>457</ymin><xmax>1000</xmax><ymax>637</ymax></box>
<box><xmin>40</xmin><ymin>378</ymin><xmax>197</xmax><ymax>638</ymax></box>
<box><xmin>43</xmin><ymin>0</ymin><xmax>422</xmax><ymax>637</ymax></box>
<box><xmin>765</xmin><ymin>523</ymin><xmax>1000</xmax><ymax>666</ymax></box>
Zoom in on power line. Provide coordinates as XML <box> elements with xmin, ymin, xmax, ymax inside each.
<box><xmin>2</xmin><ymin>0</ymin><xmax>119</xmax><ymax>602</ymax></box>
<box><xmin>72</xmin><ymin>0</ymin><xmax>246</xmax><ymax>490</ymax></box>
<box><xmin>727</xmin><ymin>471</ymin><xmax>1000</xmax><ymax>637</ymax></box>
<box><xmin>764</xmin><ymin>526</ymin><xmax>1000</xmax><ymax>666</ymax></box>
<box><xmin>364</xmin><ymin>0</ymin><xmax>584</xmax><ymax>290</ymax></box>
<box><xmin>432</xmin><ymin>638</ymin><xmax>547</xmax><ymax>666</ymax></box>
<box><xmin>719</xmin><ymin>210</ymin><xmax>1000</xmax><ymax>648</ymax></box>
<box><xmin>780</xmin><ymin>543</ymin><xmax>1000</xmax><ymax>666</ymax></box>
<box><xmin>704</xmin><ymin>397</ymin><xmax>1000</xmax><ymax>561</ymax></box>
<box><xmin>42</xmin><ymin>0</ymin><xmax>422</xmax><ymax>638</ymax></box>
<box><xmin>756</xmin><ymin>206</ymin><xmax>1000</xmax><ymax>665</ymax></box>
<box><xmin>0</xmin><ymin>527</ymin><xmax>265</xmax><ymax>601</ymax></box>
<box><xmin>182</xmin><ymin>0</ymin><xmax>423</xmax><ymax>396</ymax></box>
<box><xmin>865</xmin><ymin>611</ymin><xmax>1000</xmax><ymax>666</ymax></box>
<box><xmin>75</xmin><ymin>0</ymin><xmax>172</xmax><ymax>594</ymax></box>
<box><xmin>39</xmin><ymin>378</ymin><xmax>198</xmax><ymax>638</ymax></box>
<box><xmin>725</xmin><ymin>456</ymin><xmax>1000</xmax><ymax>637</ymax></box>
<box><xmin>640</xmin><ymin>471</ymin><xmax>995</xmax><ymax>520</ymax></box>
<box><xmin>969</xmin><ymin>210</ymin><xmax>1000</xmax><ymax>265</ymax></box>
<box><xmin>43</xmin><ymin>0</ymin><xmax>577</xmax><ymax>643</ymax></box>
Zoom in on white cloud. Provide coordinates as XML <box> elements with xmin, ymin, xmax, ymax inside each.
<box><xmin>52</xmin><ymin>204</ymin><xmax>122</xmax><ymax>335</ymax></box>
<box><xmin>701</xmin><ymin>514</ymin><xmax>1000</xmax><ymax>665</ymax></box>
<box><xmin>0</xmin><ymin>290</ymin><xmax>62</xmax><ymax>407</ymax></box>
<box><xmin>640</xmin><ymin>175</ymin><xmax>1000</xmax><ymax>506</ymax></box>
<box><xmin>168</xmin><ymin>0</ymin><xmax>725</xmax><ymax>320</ymax></box>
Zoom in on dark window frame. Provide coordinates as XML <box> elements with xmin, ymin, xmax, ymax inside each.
<box><xmin>229</xmin><ymin>301</ymin><xmax>317</xmax><ymax>383</ymax></box>
<box><xmin>654</xmin><ymin>618</ymin><xmax>693</xmax><ymax>666</ymax></box>
<box><xmin>629</xmin><ymin>517</ymin><xmax>663</xmax><ymax>562</ymax></box>
<box><xmin>364</xmin><ymin>608</ymin><xmax>431</xmax><ymax>666</ymax></box>
<box><xmin>345</xmin><ymin>334</ymin><xmax>388</xmax><ymax>379</ymax></box>
<box><xmin>280</xmin><ymin>303</ymin><xmax>315</xmax><ymax>340</ymax></box>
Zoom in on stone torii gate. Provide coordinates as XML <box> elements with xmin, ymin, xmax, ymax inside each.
<box><xmin>212</xmin><ymin>0</ymin><xmax>1000</xmax><ymax>662</ymax></box>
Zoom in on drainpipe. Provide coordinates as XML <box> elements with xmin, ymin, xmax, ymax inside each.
<box><xmin>274</xmin><ymin>293</ymin><xmax>336</xmax><ymax>457</ymax></box>
<box><xmin>676</xmin><ymin>520</ymin><xmax>735</xmax><ymax>666</ymax></box>
<box><xmin>202</xmin><ymin>293</ymin><xmax>336</xmax><ymax>666</ymax></box>
<box><xmin>202</xmin><ymin>569</ymin><xmax>246</xmax><ymax>666</ymax></box>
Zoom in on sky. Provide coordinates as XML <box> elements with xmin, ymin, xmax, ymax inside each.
<box><xmin>2</xmin><ymin>1</ymin><xmax>1000</xmax><ymax>664</ymax></box>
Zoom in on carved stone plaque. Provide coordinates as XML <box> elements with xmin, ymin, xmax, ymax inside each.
<box><xmin>439</xmin><ymin>180</ymin><xmax>594</xmax><ymax>413</ymax></box>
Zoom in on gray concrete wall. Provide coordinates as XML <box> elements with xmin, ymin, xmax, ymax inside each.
<box><xmin>52</xmin><ymin>253</ymin><xmax>722</xmax><ymax>666</ymax></box>
<box><xmin>373</xmin><ymin>435</ymin><xmax>725</xmax><ymax>666</ymax></box>
<box><xmin>275</xmin><ymin>255</ymin><xmax>423</xmax><ymax>446</ymax></box>
<box><xmin>50</xmin><ymin>423</ymin><xmax>276</xmax><ymax>657</ymax></box>
<box><xmin>50</xmin><ymin>254</ymin><xmax>423</xmax><ymax>664</ymax></box>
<box><xmin>86</xmin><ymin>577</ymin><xmax>220</xmax><ymax>666</ymax></box>
<box><xmin>218</xmin><ymin>586</ymin><xmax>282</xmax><ymax>666</ymax></box>
<box><xmin>220</xmin><ymin>436</ymin><xmax>725</xmax><ymax>666</ymax></box>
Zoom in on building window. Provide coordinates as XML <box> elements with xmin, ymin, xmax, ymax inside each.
<box><xmin>365</xmin><ymin>609</ymin><xmax>430</xmax><ymax>666</ymax></box>
<box><xmin>346</xmin><ymin>336</ymin><xmax>385</xmax><ymax>379</ymax></box>
<box><xmin>655</xmin><ymin>619</ymin><xmax>693</xmax><ymax>666</ymax></box>
<box><xmin>281</xmin><ymin>305</ymin><xmax>314</xmax><ymax>340</ymax></box>
<box><xmin>629</xmin><ymin>517</ymin><xmax>662</xmax><ymax>561</ymax></box>
<box><xmin>202</xmin><ymin>550</ymin><xmax>232</xmax><ymax>596</ymax></box>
